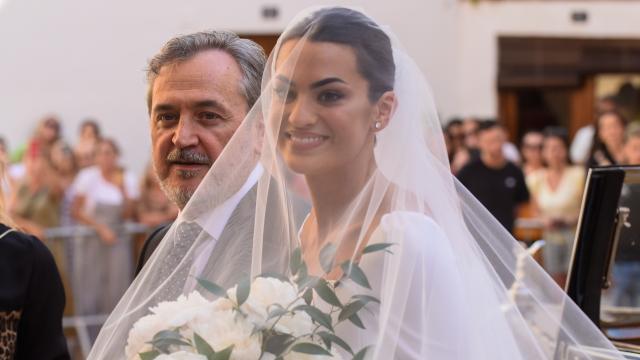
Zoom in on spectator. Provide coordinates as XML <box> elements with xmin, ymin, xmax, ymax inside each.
<box><xmin>0</xmin><ymin>156</ymin><xmax>70</xmax><ymax>360</ymax></box>
<box><xmin>451</xmin><ymin>117</ymin><xmax>481</xmax><ymax>173</ymax></box>
<box><xmin>570</xmin><ymin>96</ymin><xmax>618</xmax><ymax>164</ymax></box>
<box><xmin>71</xmin><ymin>138</ymin><xmax>139</xmax><ymax>324</ymax></box>
<box><xmin>587</xmin><ymin>110</ymin><xmax>627</xmax><ymax>167</ymax></box>
<box><xmin>520</xmin><ymin>130</ymin><xmax>544</xmax><ymax>176</ymax></box>
<box><xmin>444</xmin><ymin>118</ymin><xmax>465</xmax><ymax>162</ymax></box>
<box><xmin>50</xmin><ymin>140</ymin><xmax>79</xmax><ymax>227</ymax></box>
<box><xmin>527</xmin><ymin>127</ymin><xmax>585</xmax><ymax>287</ymax></box>
<box><xmin>457</xmin><ymin>121</ymin><xmax>529</xmax><ymax>233</ymax></box>
<box><xmin>9</xmin><ymin>116</ymin><xmax>62</xmax><ymax>182</ymax></box>
<box><xmin>74</xmin><ymin>119</ymin><xmax>101</xmax><ymax>169</ymax></box>
<box><xmin>9</xmin><ymin>147</ymin><xmax>60</xmax><ymax>240</ymax></box>
<box><xmin>136</xmin><ymin>163</ymin><xmax>178</xmax><ymax>228</ymax></box>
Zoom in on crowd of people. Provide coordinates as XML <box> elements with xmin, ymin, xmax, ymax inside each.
<box><xmin>445</xmin><ymin>102</ymin><xmax>640</xmax><ymax>288</ymax></box>
<box><xmin>0</xmin><ymin>116</ymin><xmax>178</xmax><ymax>336</ymax></box>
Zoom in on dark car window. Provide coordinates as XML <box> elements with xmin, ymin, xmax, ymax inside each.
<box><xmin>600</xmin><ymin>169</ymin><xmax>640</xmax><ymax>345</ymax></box>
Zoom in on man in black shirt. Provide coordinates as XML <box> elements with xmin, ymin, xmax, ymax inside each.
<box><xmin>457</xmin><ymin>121</ymin><xmax>529</xmax><ymax>233</ymax></box>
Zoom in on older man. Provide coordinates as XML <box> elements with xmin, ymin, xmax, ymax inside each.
<box><xmin>135</xmin><ymin>31</ymin><xmax>266</xmax><ymax>274</ymax></box>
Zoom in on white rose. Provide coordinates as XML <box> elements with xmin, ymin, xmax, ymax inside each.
<box><xmin>228</xmin><ymin>277</ymin><xmax>313</xmax><ymax>337</ymax></box>
<box><xmin>125</xmin><ymin>292</ymin><xmax>215</xmax><ymax>359</ymax></box>
<box><xmin>190</xmin><ymin>309</ymin><xmax>261</xmax><ymax>360</ymax></box>
<box><xmin>155</xmin><ymin>351</ymin><xmax>208</xmax><ymax>360</ymax></box>
<box><xmin>152</xmin><ymin>292</ymin><xmax>215</xmax><ymax>328</ymax></box>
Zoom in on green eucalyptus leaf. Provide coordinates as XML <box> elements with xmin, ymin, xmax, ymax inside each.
<box><xmin>351</xmin><ymin>294</ymin><xmax>380</xmax><ymax>304</ymax></box>
<box><xmin>319</xmin><ymin>242</ymin><xmax>338</xmax><ymax>274</ymax></box>
<box><xmin>149</xmin><ymin>330</ymin><xmax>190</xmax><ymax>353</ymax></box>
<box><xmin>297</xmin><ymin>275</ymin><xmax>320</xmax><ymax>290</ymax></box>
<box><xmin>362</xmin><ymin>242</ymin><xmax>395</xmax><ymax>255</ymax></box>
<box><xmin>352</xmin><ymin>346</ymin><xmax>370</xmax><ymax>360</ymax></box>
<box><xmin>211</xmin><ymin>345</ymin><xmax>234</xmax><ymax>360</ymax></box>
<box><xmin>196</xmin><ymin>278</ymin><xmax>227</xmax><ymax>298</ymax></box>
<box><xmin>290</xmin><ymin>248</ymin><xmax>302</xmax><ymax>275</ymax></box>
<box><xmin>339</xmin><ymin>300</ymin><xmax>367</xmax><ymax>322</ymax></box>
<box><xmin>340</xmin><ymin>262</ymin><xmax>371</xmax><ymax>289</ymax></box>
<box><xmin>314</xmin><ymin>279</ymin><xmax>342</xmax><ymax>307</ymax></box>
<box><xmin>235</xmin><ymin>278</ymin><xmax>251</xmax><ymax>306</ymax></box>
<box><xmin>348</xmin><ymin>313</ymin><xmax>365</xmax><ymax>329</ymax></box>
<box><xmin>292</xmin><ymin>304</ymin><xmax>333</xmax><ymax>331</ymax></box>
<box><xmin>291</xmin><ymin>342</ymin><xmax>332</xmax><ymax>356</ymax></box>
<box><xmin>303</xmin><ymin>287</ymin><xmax>313</xmax><ymax>305</ymax></box>
<box><xmin>295</xmin><ymin>263</ymin><xmax>309</xmax><ymax>287</ymax></box>
<box><xmin>317</xmin><ymin>331</ymin><xmax>353</xmax><ymax>355</ymax></box>
<box><xmin>193</xmin><ymin>332</ymin><xmax>215</xmax><ymax>357</ymax></box>
<box><xmin>267</xmin><ymin>304</ymin><xmax>289</xmax><ymax>320</ymax></box>
<box><xmin>139</xmin><ymin>350</ymin><xmax>160</xmax><ymax>360</ymax></box>
<box><xmin>264</xmin><ymin>333</ymin><xmax>295</xmax><ymax>355</ymax></box>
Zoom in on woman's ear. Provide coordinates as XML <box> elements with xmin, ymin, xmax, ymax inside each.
<box><xmin>373</xmin><ymin>91</ymin><xmax>396</xmax><ymax>132</ymax></box>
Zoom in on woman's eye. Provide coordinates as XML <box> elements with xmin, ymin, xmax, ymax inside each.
<box><xmin>318</xmin><ymin>91</ymin><xmax>343</xmax><ymax>103</ymax></box>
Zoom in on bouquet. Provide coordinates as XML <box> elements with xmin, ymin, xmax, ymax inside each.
<box><xmin>125</xmin><ymin>242</ymin><xmax>393</xmax><ymax>360</ymax></box>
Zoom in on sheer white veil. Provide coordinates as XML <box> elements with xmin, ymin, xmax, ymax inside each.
<box><xmin>89</xmin><ymin>6</ymin><xmax>622</xmax><ymax>359</ymax></box>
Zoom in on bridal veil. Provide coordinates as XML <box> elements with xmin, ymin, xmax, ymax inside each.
<box><xmin>89</xmin><ymin>6</ymin><xmax>622</xmax><ymax>359</ymax></box>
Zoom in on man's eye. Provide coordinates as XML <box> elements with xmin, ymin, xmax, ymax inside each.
<box><xmin>199</xmin><ymin>112</ymin><xmax>221</xmax><ymax>121</ymax></box>
<box><xmin>318</xmin><ymin>91</ymin><xmax>343</xmax><ymax>103</ymax></box>
<box><xmin>157</xmin><ymin>113</ymin><xmax>177</xmax><ymax>122</ymax></box>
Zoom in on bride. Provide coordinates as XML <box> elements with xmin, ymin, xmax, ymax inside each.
<box><xmin>90</xmin><ymin>7</ymin><xmax>622</xmax><ymax>359</ymax></box>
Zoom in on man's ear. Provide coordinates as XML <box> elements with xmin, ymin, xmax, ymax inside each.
<box><xmin>373</xmin><ymin>91</ymin><xmax>396</xmax><ymax>132</ymax></box>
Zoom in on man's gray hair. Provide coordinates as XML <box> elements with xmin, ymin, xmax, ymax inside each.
<box><xmin>146</xmin><ymin>30</ymin><xmax>266</xmax><ymax>112</ymax></box>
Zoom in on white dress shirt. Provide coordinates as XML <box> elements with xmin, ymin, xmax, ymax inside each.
<box><xmin>183</xmin><ymin>165</ymin><xmax>263</xmax><ymax>291</ymax></box>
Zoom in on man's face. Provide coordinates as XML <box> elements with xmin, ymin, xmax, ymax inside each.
<box><xmin>478</xmin><ymin>127</ymin><xmax>506</xmax><ymax>160</ymax></box>
<box><xmin>150</xmin><ymin>50</ymin><xmax>248</xmax><ymax>209</ymax></box>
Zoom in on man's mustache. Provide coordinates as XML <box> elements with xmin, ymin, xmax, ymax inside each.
<box><xmin>166</xmin><ymin>149</ymin><xmax>212</xmax><ymax>165</ymax></box>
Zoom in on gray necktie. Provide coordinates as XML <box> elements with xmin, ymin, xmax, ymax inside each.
<box><xmin>158</xmin><ymin>221</ymin><xmax>201</xmax><ymax>299</ymax></box>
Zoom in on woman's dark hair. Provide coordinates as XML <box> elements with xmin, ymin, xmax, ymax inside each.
<box><xmin>590</xmin><ymin>109</ymin><xmax>627</xmax><ymax>161</ymax></box>
<box><xmin>99</xmin><ymin>138</ymin><xmax>120</xmax><ymax>156</ymax></box>
<box><xmin>81</xmin><ymin>119</ymin><xmax>102</xmax><ymax>138</ymax></box>
<box><xmin>281</xmin><ymin>7</ymin><xmax>395</xmax><ymax>102</ymax></box>
<box><xmin>542</xmin><ymin>126</ymin><xmax>571</xmax><ymax>165</ymax></box>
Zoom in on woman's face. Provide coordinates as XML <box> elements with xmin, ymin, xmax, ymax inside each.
<box><xmin>599</xmin><ymin>114</ymin><xmax>625</xmax><ymax>147</ymax></box>
<box><xmin>272</xmin><ymin>40</ymin><xmax>388</xmax><ymax>176</ymax></box>
<box><xmin>81</xmin><ymin>123</ymin><xmax>98</xmax><ymax>140</ymax></box>
<box><xmin>95</xmin><ymin>141</ymin><xmax>118</xmax><ymax>171</ymax></box>
<box><xmin>542</xmin><ymin>136</ymin><xmax>568</xmax><ymax>168</ymax></box>
<box><xmin>521</xmin><ymin>132</ymin><xmax>543</xmax><ymax>165</ymax></box>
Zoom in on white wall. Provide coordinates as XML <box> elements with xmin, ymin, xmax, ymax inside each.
<box><xmin>0</xmin><ymin>0</ymin><xmax>457</xmax><ymax>174</ymax></box>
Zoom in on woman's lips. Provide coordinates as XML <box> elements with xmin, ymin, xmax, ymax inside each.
<box><xmin>286</xmin><ymin>132</ymin><xmax>329</xmax><ymax>151</ymax></box>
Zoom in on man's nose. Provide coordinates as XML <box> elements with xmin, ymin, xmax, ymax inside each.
<box><xmin>172</xmin><ymin>117</ymin><xmax>199</xmax><ymax>148</ymax></box>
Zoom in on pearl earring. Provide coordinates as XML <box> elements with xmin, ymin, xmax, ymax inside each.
<box><xmin>374</xmin><ymin>122</ymin><xmax>382</xmax><ymax>129</ymax></box>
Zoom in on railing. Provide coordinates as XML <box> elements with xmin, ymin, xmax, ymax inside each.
<box><xmin>44</xmin><ymin>222</ymin><xmax>153</xmax><ymax>358</ymax></box>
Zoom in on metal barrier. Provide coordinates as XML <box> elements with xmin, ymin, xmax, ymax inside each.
<box><xmin>44</xmin><ymin>222</ymin><xmax>152</xmax><ymax>359</ymax></box>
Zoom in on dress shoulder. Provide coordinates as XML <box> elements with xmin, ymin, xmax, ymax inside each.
<box><xmin>378</xmin><ymin>211</ymin><xmax>449</xmax><ymax>256</ymax></box>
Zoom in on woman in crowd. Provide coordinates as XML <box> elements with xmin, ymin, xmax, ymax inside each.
<box><xmin>71</xmin><ymin>138</ymin><xmax>138</xmax><ymax>322</ymax></box>
<box><xmin>588</xmin><ymin>110</ymin><xmax>627</xmax><ymax>167</ymax></box>
<box><xmin>136</xmin><ymin>164</ymin><xmax>178</xmax><ymax>228</ymax></box>
<box><xmin>527</xmin><ymin>127</ymin><xmax>585</xmax><ymax>286</ymax></box>
<box><xmin>520</xmin><ymin>130</ymin><xmax>544</xmax><ymax>176</ymax></box>
<box><xmin>74</xmin><ymin>119</ymin><xmax>102</xmax><ymax>169</ymax></box>
<box><xmin>0</xmin><ymin>155</ymin><xmax>69</xmax><ymax>360</ymax></box>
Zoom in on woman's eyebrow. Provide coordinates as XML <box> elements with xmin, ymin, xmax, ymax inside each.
<box><xmin>310</xmin><ymin>77</ymin><xmax>346</xmax><ymax>89</ymax></box>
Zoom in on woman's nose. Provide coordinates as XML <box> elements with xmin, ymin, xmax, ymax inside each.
<box><xmin>287</xmin><ymin>98</ymin><xmax>316</xmax><ymax>128</ymax></box>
